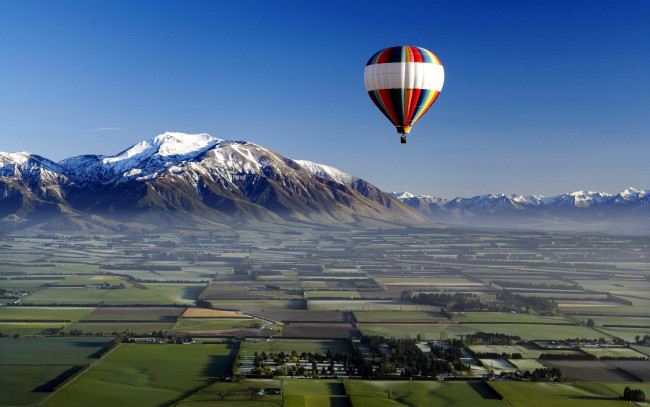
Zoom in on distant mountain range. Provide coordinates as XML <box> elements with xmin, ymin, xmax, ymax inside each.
<box><xmin>0</xmin><ymin>132</ymin><xmax>423</xmax><ymax>232</ymax></box>
<box><xmin>1</xmin><ymin>132</ymin><xmax>647</xmax><ymax>234</ymax></box>
<box><xmin>391</xmin><ymin>189</ymin><xmax>650</xmax><ymax>234</ymax></box>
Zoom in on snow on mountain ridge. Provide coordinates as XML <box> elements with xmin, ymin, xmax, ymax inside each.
<box><xmin>294</xmin><ymin>160</ymin><xmax>357</xmax><ymax>186</ymax></box>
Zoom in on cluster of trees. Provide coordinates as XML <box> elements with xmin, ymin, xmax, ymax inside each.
<box><xmin>490</xmin><ymin>281</ymin><xmax>581</xmax><ymax>290</ymax></box>
<box><xmin>496</xmin><ymin>292</ymin><xmax>557</xmax><ymax>313</ymax></box>
<box><xmin>471</xmin><ymin>351</ymin><xmax>522</xmax><ymax>360</ymax></box>
<box><xmin>464</xmin><ymin>332</ymin><xmax>521</xmax><ymax>346</ymax></box>
<box><xmin>401</xmin><ymin>291</ymin><xmax>485</xmax><ymax>311</ymax></box>
<box><xmin>250</xmin><ymin>349</ymin><xmax>350</xmax><ymax>377</ymax></box>
<box><xmin>361</xmin><ymin>336</ymin><xmax>470</xmax><ymax>378</ymax></box>
<box><xmin>527</xmin><ymin>367</ymin><xmax>563</xmax><ymax>381</ymax></box>
<box><xmin>100</xmin><ymin>264</ymin><xmax>182</xmax><ymax>271</ymax></box>
<box><xmin>623</xmin><ymin>387</ymin><xmax>645</xmax><ymax>402</ymax></box>
<box><xmin>635</xmin><ymin>335</ymin><xmax>650</xmax><ymax>345</ymax></box>
<box><xmin>93</xmin><ymin>282</ymin><xmax>126</xmax><ymax>290</ymax></box>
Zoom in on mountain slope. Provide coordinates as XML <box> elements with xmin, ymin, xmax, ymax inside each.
<box><xmin>0</xmin><ymin>132</ymin><xmax>426</xmax><ymax>232</ymax></box>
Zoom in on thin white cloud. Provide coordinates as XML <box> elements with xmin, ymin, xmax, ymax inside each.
<box><xmin>91</xmin><ymin>127</ymin><xmax>123</xmax><ymax>131</ymax></box>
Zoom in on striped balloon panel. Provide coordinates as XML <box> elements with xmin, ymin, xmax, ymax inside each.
<box><xmin>368</xmin><ymin>89</ymin><xmax>439</xmax><ymax>128</ymax></box>
<box><xmin>364</xmin><ymin>62</ymin><xmax>444</xmax><ymax>92</ymax></box>
<box><xmin>366</xmin><ymin>46</ymin><xmax>441</xmax><ymax>66</ymax></box>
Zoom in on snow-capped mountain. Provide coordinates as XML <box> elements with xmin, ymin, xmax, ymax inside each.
<box><xmin>393</xmin><ymin>188</ymin><xmax>650</xmax><ymax>234</ymax></box>
<box><xmin>0</xmin><ymin>132</ymin><xmax>424</xmax><ymax>232</ymax></box>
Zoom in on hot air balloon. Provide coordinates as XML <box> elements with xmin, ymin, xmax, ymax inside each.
<box><xmin>364</xmin><ymin>46</ymin><xmax>444</xmax><ymax>143</ymax></box>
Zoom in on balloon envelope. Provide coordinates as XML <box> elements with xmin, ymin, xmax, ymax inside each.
<box><xmin>364</xmin><ymin>46</ymin><xmax>444</xmax><ymax>135</ymax></box>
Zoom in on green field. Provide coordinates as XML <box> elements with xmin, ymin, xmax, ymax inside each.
<box><xmin>308</xmin><ymin>300</ymin><xmax>418</xmax><ymax>311</ymax></box>
<box><xmin>455</xmin><ymin>312</ymin><xmax>571</xmax><ymax>324</ymax></box>
<box><xmin>284</xmin><ymin>380</ymin><xmax>348</xmax><ymax>407</ymax></box>
<box><xmin>81</xmin><ymin>306</ymin><xmax>184</xmax><ymax>321</ymax></box>
<box><xmin>488</xmin><ymin>382</ymin><xmax>635</xmax><ymax>407</ymax></box>
<box><xmin>172</xmin><ymin>318</ymin><xmax>260</xmax><ymax>332</ymax></box>
<box><xmin>0</xmin><ymin>337</ymin><xmax>116</xmax><ymax>406</ymax></box>
<box><xmin>22</xmin><ymin>285</ymin><xmax>182</xmax><ymax>305</ymax></box>
<box><xmin>508</xmin><ymin>358</ymin><xmax>547</xmax><ymax>372</ymax></box>
<box><xmin>360</xmin><ymin>322</ymin><xmax>476</xmax><ymax>340</ymax></box>
<box><xmin>65</xmin><ymin>321</ymin><xmax>176</xmax><ymax>334</ymax></box>
<box><xmin>173</xmin><ymin>379</ymin><xmax>283</xmax><ymax>406</ymax></box>
<box><xmin>580</xmin><ymin>346</ymin><xmax>647</xmax><ymax>359</ymax></box>
<box><xmin>0</xmin><ymin>321</ymin><xmax>67</xmax><ymax>335</ymax></box>
<box><xmin>354</xmin><ymin>310</ymin><xmax>448</xmax><ymax>320</ymax></box>
<box><xmin>0</xmin><ymin>306</ymin><xmax>94</xmax><ymax>321</ymax></box>
<box><xmin>345</xmin><ymin>380</ymin><xmax>506</xmax><ymax>407</ymax></box>
<box><xmin>45</xmin><ymin>343</ymin><xmax>235</xmax><ymax>407</ymax></box>
<box><xmin>305</xmin><ymin>290</ymin><xmax>361</xmax><ymax>298</ymax></box>
<box><xmin>0</xmin><ymin>364</ymin><xmax>80</xmax><ymax>406</ymax></box>
<box><xmin>0</xmin><ymin>336</ymin><xmax>115</xmax><ymax>365</ymax></box>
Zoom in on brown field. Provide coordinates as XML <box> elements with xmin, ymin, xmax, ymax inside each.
<box><xmin>181</xmin><ymin>308</ymin><xmax>247</xmax><ymax>318</ymax></box>
<box><xmin>541</xmin><ymin>360</ymin><xmax>643</xmax><ymax>382</ymax></box>
<box><xmin>603</xmin><ymin>360</ymin><xmax>650</xmax><ymax>382</ymax></box>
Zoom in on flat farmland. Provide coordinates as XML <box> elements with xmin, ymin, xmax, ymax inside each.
<box><xmin>0</xmin><ymin>321</ymin><xmax>66</xmax><ymax>335</ymax></box>
<box><xmin>208</xmin><ymin>299</ymin><xmax>306</xmax><ymax>311</ymax></box>
<box><xmin>359</xmin><ymin>322</ymin><xmax>476</xmax><ymax>340</ymax></box>
<box><xmin>1</xmin><ymin>364</ymin><xmax>79</xmax><ymax>406</ymax></box>
<box><xmin>345</xmin><ymin>380</ymin><xmax>506</xmax><ymax>407</ymax></box>
<box><xmin>65</xmin><ymin>321</ymin><xmax>176</xmax><ymax>334</ymax></box>
<box><xmin>81</xmin><ymin>306</ymin><xmax>185</xmax><ymax>321</ymax></box>
<box><xmin>182</xmin><ymin>308</ymin><xmax>246</xmax><ymax>318</ymax></box>
<box><xmin>488</xmin><ymin>382</ymin><xmax>631</xmax><ymax>407</ymax></box>
<box><xmin>308</xmin><ymin>300</ymin><xmax>418</xmax><ymax>311</ymax></box>
<box><xmin>508</xmin><ymin>358</ymin><xmax>547</xmax><ymax>372</ymax></box>
<box><xmin>284</xmin><ymin>380</ymin><xmax>348</xmax><ymax>407</ymax></box>
<box><xmin>249</xmin><ymin>310</ymin><xmax>347</xmax><ymax>323</ymax></box>
<box><xmin>454</xmin><ymin>312</ymin><xmax>571</xmax><ymax>324</ymax></box>
<box><xmin>354</xmin><ymin>310</ymin><xmax>447</xmax><ymax>322</ymax></box>
<box><xmin>305</xmin><ymin>290</ymin><xmax>361</xmax><ymax>298</ymax></box>
<box><xmin>173</xmin><ymin>379</ymin><xmax>283</xmax><ymax>406</ymax></box>
<box><xmin>478</xmin><ymin>358</ymin><xmax>517</xmax><ymax>374</ymax></box>
<box><xmin>540</xmin><ymin>360</ymin><xmax>643</xmax><ymax>382</ymax></box>
<box><xmin>282</xmin><ymin>322</ymin><xmax>358</xmax><ymax>338</ymax></box>
<box><xmin>580</xmin><ymin>347</ymin><xmax>647</xmax><ymax>359</ymax></box>
<box><xmin>22</xmin><ymin>285</ymin><xmax>184</xmax><ymax>305</ymax></box>
<box><xmin>172</xmin><ymin>318</ymin><xmax>260</xmax><ymax>332</ymax></box>
<box><xmin>45</xmin><ymin>343</ymin><xmax>235</xmax><ymax>407</ymax></box>
<box><xmin>0</xmin><ymin>306</ymin><xmax>94</xmax><ymax>321</ymax></box>
<box><xmin>602</xmin><ymin>360</ymin><xmax>650</xmax><ymax>381</ymax></box>
<box><xmin>0</xmin><ymin>336</ymin><xmax>115</xmax><ymax>365</ymax></box>
<box><xmin>470</xmin><ymin>343</ymin><xmax>582</xmax><ymax>359</ymax></box>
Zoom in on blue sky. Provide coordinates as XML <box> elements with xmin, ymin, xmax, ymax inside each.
<box><xmin>1</xmin><ymin>0</ymin><xmax>648</xmax><ymax>197</ymax></box>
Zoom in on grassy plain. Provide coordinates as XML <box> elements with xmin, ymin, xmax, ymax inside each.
<box><xmin>487</xmin><ymin>382</ymin><xmax>633</xmax><ymax>407</ymax></box>
<box><xmin>345</xmin><ymin>380</ymin><xmax>506</xmax><ymax>407</ymax></box>
<box><xmin>45</xmin><ymin>343</ymin><xmax>234</xmax><ymax>407</ymax></box>
<box><xmin>0</xmin><ymin>306</ymin><xmax>94</xmax><ymax>321</ymax></box>
<box><xmin>360</xmin><ymin>322</ymin><xmax>476</xmax><ymax>340</ymax></box>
